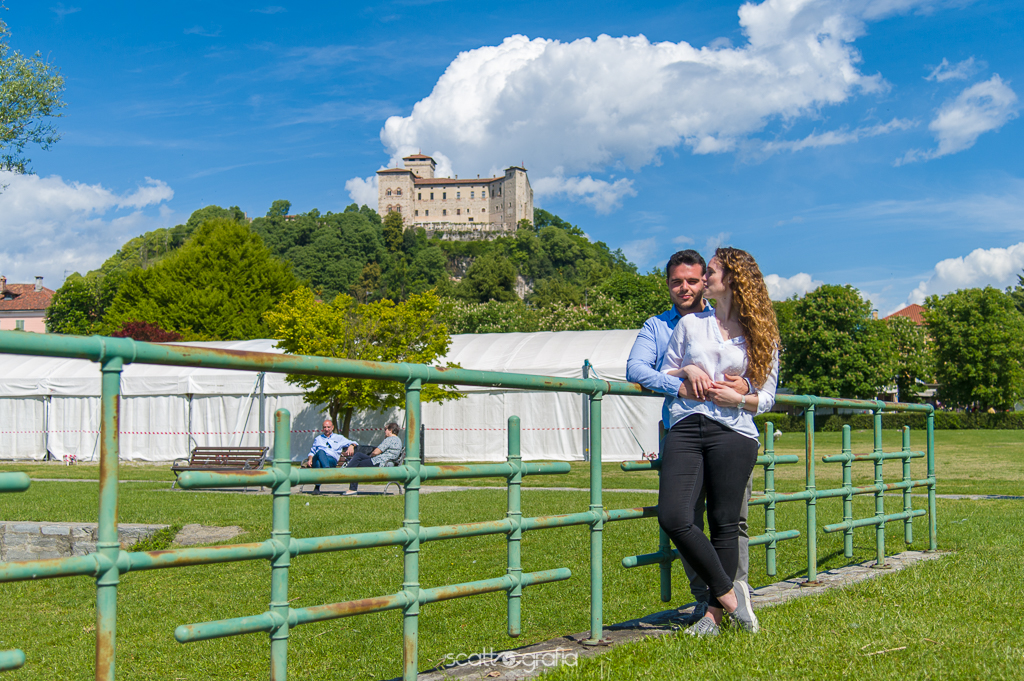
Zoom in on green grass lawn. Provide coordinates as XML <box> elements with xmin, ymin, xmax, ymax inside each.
<box><xmin>0</xmin><ymin>429</ymin><xmax>1020</xmax><ymax>679</ymax></box>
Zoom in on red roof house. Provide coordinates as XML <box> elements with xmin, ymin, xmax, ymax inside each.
<box><xmin>0</xmin><ymin>276</ymin><xmax>55</xmax><ymax>333</ymax></box>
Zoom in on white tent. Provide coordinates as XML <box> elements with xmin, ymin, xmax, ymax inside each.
<box><xmin>0</xmin><ymin>332</ymin><xmax>663</xmax><ymax>463</ymax></box>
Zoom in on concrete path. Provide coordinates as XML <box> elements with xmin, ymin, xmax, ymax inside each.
<box><xmin>409</xmin><ymin>550</ymin><xmax>947</xmax><ymax>681</ymax></box>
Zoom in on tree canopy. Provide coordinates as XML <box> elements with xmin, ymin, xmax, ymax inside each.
<box><xmin>924</xmin><ymin>287</ymin><xmax>1024</xmax><ymax>410</ymax></box>
<box><xmin>0</xmin><ymin>18</ymin><xmax>65</xmax><ymax>173</ymax></box>
<box><xmin>103</xmin><ymin>218</ymin><xmax>300</xmax><ymax>339</ymax></box>
<box><xmin>887</xmin><ymin>315</ymin><xmax>933</xmax><ymax>403</ymax></box>
<box><xmin>265</xmin><ymin>287</ymin><xmax>461</xmax><ymax>435</ymax></box>
<box><xmin>780</xmin><ymin>284</ymin><xmax>896</xmax><ymax>399</ymax></box>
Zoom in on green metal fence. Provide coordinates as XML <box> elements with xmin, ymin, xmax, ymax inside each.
<box><xmin>0</xmin><ymin>331</ymin><xmax>937</xmax><ymax>679</ymax></box>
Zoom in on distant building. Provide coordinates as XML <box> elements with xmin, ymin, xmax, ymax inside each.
<box><xmin>0</xmin><ymin>276</ymin><xmax>54</xmax><ymax>333</ymax></box>
<box><xmin>377</xmin><ymin>154</ymin><xmax>533</xmax><ymax>239</ymax></box>
<box><xmin>883</xmin><ymin>304</ymin><xmax>926</xmax><ymax>325</ymax></box>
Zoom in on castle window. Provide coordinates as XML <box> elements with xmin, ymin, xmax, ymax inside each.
<box><xmin>456</xmin><ymin>208</ymin><xmax>461</xmax><ymax>215</ymax></box>
<box><xmin>414</xmin><ymin>210</ymin><xmax>419</xmax><ymax>216</ymax></box>
<box><xmin>456</xmin><ymin>191</ymin><xmax>461</xmax><ymax>199</ymax></box>
<box><xmin>396</xmin><ymin>189</ymin><xmax>402</xmax><ymax>196</ymax></box>
<box><xmin>442</xmin><ymin>209</ymin><xmax>447</xmax><ymax>216</ymax></box>
<box><xmin>442</xmin><ymin>192</ymin><xmax>447</xmax><ymax>200</ymax></box>
<box><xmin>430</xmin><ymin>192</ymin><xmax>434</xmax><ymax>200</ymax></box>
<box><xmin>481</xmin><ymin>191</ymin><xmax>486</xmax><ymax>198</ymax></box>
<box><xmin>425</xmin><ymin>210</ymin><xmax>429</xmax><ymax>216</ymax></box>
<box><xmin>396</xmin><ymin>206</ymin><xmax>401</xmax><ymax>213</ymax></box>
<box><xmin>418</xmin><ymin>193</ymin><xmax>422</xmax><ymax>200</ymax></box>
<box><xmin>470</xmin><ymin>191</ymin><xmax>475</xmax><ymax>198</ymax></box>
<box><xmin>468</xmin><ymin>217</ymin><xmax>474</xmax><ymax>222</ymax></box>
<box><xmin>386</xmin><ymin>189</ymin><xmax>392</xmax><ymax>196</ymax></box>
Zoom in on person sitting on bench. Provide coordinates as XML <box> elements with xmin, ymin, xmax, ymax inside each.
<box><xmin>343</xmin><ymin>422</ymin><xmax>402</xmax><ymax>495</ymax></box>
<box><xmin>305</xmin><ymin>418</ymin><xmax>356</xmax><ymax>494</ymax></box>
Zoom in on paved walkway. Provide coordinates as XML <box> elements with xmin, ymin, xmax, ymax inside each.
<box><xmin>410</xmin><ymin>550</ymin><xmax>947</xmax><ymax>681</ymax></box>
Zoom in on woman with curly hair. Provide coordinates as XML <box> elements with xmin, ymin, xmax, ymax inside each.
<box><xmin>659</xmin><ymin>247</ymin><xmax>780</xmax><ymax>637</ymax></box>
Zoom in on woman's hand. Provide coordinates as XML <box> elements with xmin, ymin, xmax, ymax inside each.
<box><xmin>706</xmin><ymin>384</ymin><xmax>747</xmax><ymax>410</ymax></box>
<box><xmin>681</xmin><ymin>365</ymin><xmax>714</xmax><ymax>400</ymax></box>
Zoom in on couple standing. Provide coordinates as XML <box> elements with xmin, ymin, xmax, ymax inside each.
<box><xmin>626</xmin><ymin>247</ymin><xmax>780</xmax><ymax>637</ymax></box>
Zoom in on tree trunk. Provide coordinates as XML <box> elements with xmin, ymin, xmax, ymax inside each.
<box><xmin>342</xmin><ymin>406</ymin><xmax>354</xmax><ymax>439</ymax></box>
<box><xmin>329</xmin><ymin>400</ymin><xmax>341</xmax><ymax>435</ymax></box>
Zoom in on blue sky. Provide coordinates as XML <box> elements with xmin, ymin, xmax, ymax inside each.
<box><xmin>1</xmin><ymin>0</ymin><xmax>1021</xmax><ymax>314</ymax></box>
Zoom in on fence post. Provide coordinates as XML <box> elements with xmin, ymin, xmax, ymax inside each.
<box><xmin>902</xmin><ymin>426</ymin><xmax>913</xmax><ymax>544</ymax></box>
<box><xmin>96</xmin><ymin>355</ymin><xmax>123</xmax><ymax>681</ymax></box>
<box><xmin>657</xmin><ymin>422</ymin><xmax>671</xmax><ymax>602</ymax></box>
<box><xmin>506</xmin><ymin>416</ymin><xmax>523</xmax><ymax>636</ymax></box>
<box><xmin>840</xmin><ymin>425</ymin><xmax>854</xmax><ymax>559</ymax></box>
<box><xmin>764</xmin><ymin>422</ymin><xmax>778</xmax><ymax>576</ymax></box>
<box><xmin>402</xmin><ymin>379</ymin><xmax>423</xmax><ymax>681</ymax></box>
<box><xmin>583</xmin><ymin>392</ymin><xmax>605</xmax><ymax>644</ymax></box>
<box><xmin>927</xmin><ymin>410</ymin><xmax>937</xmax><ymax>551</ymax></box>
<box><xmin>269</xmin><ymin>409</ymin><xmax>292</xmax><ymax>680</ymax></box>
<box><xmin>803</xmin><ymin>405</ymin><xmax>818</xmax><ymax>584</ymax></box>
<box><xmin>871</xmin><ymin>410</ymin><xmax>888</xmax><ymax>568</ymax></box>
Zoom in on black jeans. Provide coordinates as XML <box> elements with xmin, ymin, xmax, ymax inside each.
<box><xmin>657</xmin><ymin>414</ymin><xmax>758</xmax><ymax>608</ymax></box>
<box><xmin>346</xmin><ymin>451</ymin><xmax>378</xmax><ymax>491</ymax></box>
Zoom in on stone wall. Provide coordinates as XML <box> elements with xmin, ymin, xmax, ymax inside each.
<box><xmin>0</xmin><ymin>521</ymin><xmax>168</xmax><ymax>561</ymax></box>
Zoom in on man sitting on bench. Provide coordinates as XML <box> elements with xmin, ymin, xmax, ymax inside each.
<box><xmin>343</xmin><ymin>422</ymin><xmax>403</xmax><ymax>496</ymax></box>
<box><xmin>305</xmin><ymin>419</ymin><xmax>356</xmax><ymax>494</ymax></box>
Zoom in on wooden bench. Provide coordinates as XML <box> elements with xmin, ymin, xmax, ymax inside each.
<box><xmin>171</xmin><ymin>446</ymin><xmax>269</xmax><ymax>490</ymax></box>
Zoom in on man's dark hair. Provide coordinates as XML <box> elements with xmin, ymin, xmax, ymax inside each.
<box><xmin>385</xmin><ymin>422</ymin><xmax>401</xmax><ymax>435</ymax></box>
<box><xmin>666</xmin><ymin>250</ymin><xmax>706</xmax><ymax>276</ymax></box>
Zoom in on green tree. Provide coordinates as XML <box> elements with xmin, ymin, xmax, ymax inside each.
<box><xmin>924</xmin><ymin>287</ymin><xmax>1024</xmax><ymax>410</ymax></box>
<box><xmin>1009</xmin><ymin>271</ymin><xmax>1024</xmax><ymax>316</ymax></box>
<box><xmin>456</xmin><ymin>252</ymin><xmax>517</xmax><ymax>303</ymax></box>
<box><xmin>103</xmin><ymin>218</ymin><xmax>299</xmax><ymax>339</ymax></box>
<box><xmin>265</xmin><ymin>287</ymin><xmax>461</xmax><ymax>435</ymax></box>
<box><xmin>382</xmin><ymin>211</ymin><xmax>404</xmax><ymax>253</ymax></box>
<box><xmin>267</xmin><ymin>200</ymin><xmax>291</xmax><ymax>218</ymax></box>
<box><xmin>0</xmin><ymin>18</ymin><xmax>66</xmax><ymax>172</ymax></box>
<box><xmin>782</xmin><ymin>284</ymin><xmax>897</xmax><ymax>398</ymax></box>
<box><xmin>44</xmin><ymin>274</ymin><xmax>101</xmax><ymax>335</ymax></box>
<box><xmin>887</xmin><ymin>316</ymin><xmax>933</xmax><ymax>403</ymax></box>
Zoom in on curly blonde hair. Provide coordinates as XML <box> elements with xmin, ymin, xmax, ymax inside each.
<box><xmin>715</xmin><ymin>247</ymin><xmax>780</xmax><ymax>388</ymax></box>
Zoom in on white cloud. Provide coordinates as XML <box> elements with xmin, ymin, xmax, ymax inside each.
<box><xmin>0</xmin><ymin>171</ymin><xmax>174</xmax><ymax>286</ymax></box>
<box><xmin>758</xmin><ymin>118</ymin><xmax>915</xmax><ymax>156</ymax></box>
<box><xmin>532</xmin><ymin>173</ymin><xmax>636</xmax><ymax>213</ymax></box>
<box><xmin>345</xmin><ymin>175</ymin><xmax>379</xmax><ymax>206</ymax></box>
<box><xmin>704</xmin><ymin>232</ymin><xmax>731</xmax><ymax>252</ymax></box>
<box><xmin>907</xmin><ymin>242</ymin><xmax>1024</xmax><ymax>304</ymax></box>
<box><xmin>252</xmin><ymin>6</ymin><xmax>286</xmax><ymax>14</ymax></box>
<box><xmin>184</xmin><ymin>26</ymin><xmax>221</xmax><ymax>37</ymax></box>
<box><xmin>377</xmin><ymin>0</ymin><xmax>932</xmax><ymax>196</ymax></box>
<box><xmin>925</xmin><ymin>57</ymin><xmax>982</xmax><ymax>83</ymax></box>
<box><xmin>899</xmin><ymin>75</ymin><xmax>1019</xmax><ymax>163</ymax></box>
<box><xmin>671</xmin><ymin>235</ymin><xmax>694</xmax><ymax>246</ymax></box>
<box><xmin>764</xmin><ymin>272</ymin><xmax>824</xmax><ymax>300</ymax></box>
<box><xmin>621</xmin><ymin>237</ymin><xmax>658</xmax><ymax>268</ymax></box>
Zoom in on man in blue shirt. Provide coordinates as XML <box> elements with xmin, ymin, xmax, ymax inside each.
<box><xmin>305</xmin><ymin>419</ymin><xmax>357</xmax><ymax>494</ymax></box>
<box><xmin>626</xmin><ymin>249</ymin><xmax>753</xmax><ymax>624</ymax></box>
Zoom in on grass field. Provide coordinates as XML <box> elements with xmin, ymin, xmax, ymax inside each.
<box><xmin>0</xmin><ymin>429</ymin><xmax>1020</xmax><ymax>679</ymax></box>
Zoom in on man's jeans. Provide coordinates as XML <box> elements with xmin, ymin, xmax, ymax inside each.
<box><xmin>311</xmin><ymin>450</ymin><xmax>338</xmax><ymax>470</ymax></box>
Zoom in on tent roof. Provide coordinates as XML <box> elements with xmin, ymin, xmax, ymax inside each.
<box><xmin>0</xmin><ymin>330</ymin><xmax>641</xmax><ymax>397</ymax></box>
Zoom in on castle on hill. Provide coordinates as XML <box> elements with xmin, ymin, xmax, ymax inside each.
<box><xmin>377</xmin><ymin>154</ymin><xmax>533</xmax><ymax>239</ymax></box>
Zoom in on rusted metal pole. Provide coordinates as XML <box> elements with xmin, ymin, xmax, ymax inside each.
<box><xmin>402</xmin><ymin>379</ymin><xmax>422</xmax><ymax>681</ymax></box>
<box><xmin>269</xmin><ymin>409</ymin><xmax>292</xmax><ymax>680</ymax></box>
<box><xmin>95</xmin><ymin>356</ymin><xmax>122</xmax><ymax>681</ymax></box>
<box><xmin>803</xmin><ymin>405</ymin><xmax>818</xmax><ymax>585</ymax></box>
<box><xmin>583</xmin><ymin>392</ymin><xmax>605</xmax><ymax>645</ymax></box>
<box><xmin>506</xmin><ymin>415</ymin><xmax>523</xmax><ymax>637</ymax></box>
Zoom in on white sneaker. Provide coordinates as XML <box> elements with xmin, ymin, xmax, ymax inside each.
<box><xmin>730</xmin><ymin>580</ymin><xmax>759</xmax><ymax>633</ymax></box>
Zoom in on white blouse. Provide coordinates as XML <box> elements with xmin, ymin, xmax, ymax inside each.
<box><xmin>661</xmin><ymin>308</ymin><xmax>779</xmax><ymax>441</ymax></box>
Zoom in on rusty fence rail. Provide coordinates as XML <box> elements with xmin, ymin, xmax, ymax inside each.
<box><xmin>0</xmin><ymin>331</ymin><xmax>937</xmax><ymax>679</ymax></box>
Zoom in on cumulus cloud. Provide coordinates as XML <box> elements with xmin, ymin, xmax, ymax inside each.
<box><xmin>907</xmin><ymin>242</ymin><xmax>1024</xmax><ymax>304</ymax></box>
<box><xmin>345</xmin><ymin>175</ymin><xmax>379</xmax><ymax>206</ymax></box>
<box><xmin>704</xmin><ymin>232</ymin><xmax>731</xmax><ymax>252</ymax></box>
<box><xmin>374</xmin><ymin>0</ymin><xmax>939</xmax><ymax>211</ymax></box>
<box><xmin>621</xmin><ymin>237</ymin><xmax>658</xmax><ymax>268</ymax></box>
<box><xmin>532</xmin><ymin>173</ymin><xmax>636</xmax><ymax>213</ymax></box>
<box><xmin>0</xmin><ymin>171</ymin><xmax>174</xmax><ymax>285</ymax></box>
<box><xmin>925</xmin><ymin>57</ymin><xmax>982</xmax><ymax>82</ymax></box>
<box><xmin>764</xmin><ymin>273</ymin><xmax>823</xmax><ymax>300</ymax></box>
<box><xmin>899</xmin><ymin>75</ymin><xmax>1019</xmax><ymax>163</ymax></box>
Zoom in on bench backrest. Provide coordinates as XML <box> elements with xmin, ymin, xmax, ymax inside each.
<box><xmin>188</xmin><ymin>447</ymin><xmax>268</xmax><ymax>468</ymax></box>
